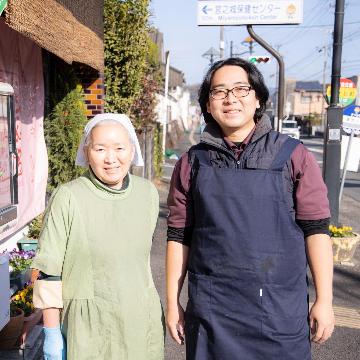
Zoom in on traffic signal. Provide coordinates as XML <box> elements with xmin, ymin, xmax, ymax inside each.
<box><xmin>248</xmin><ymin>56</ymin><xmax>270</xmax><ymax>64</ymax></box>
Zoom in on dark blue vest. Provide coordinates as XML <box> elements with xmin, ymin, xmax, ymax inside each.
<box><xmin>185</xmin><ymin>136</ymin><xmax>310</xmax><ymax>360</ymax></box>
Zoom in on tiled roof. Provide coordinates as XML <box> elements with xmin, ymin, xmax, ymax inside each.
<box><xmin>295</xmin><ymin>81</ymin><xmax>322</xmax><ymax>92</ymax></box>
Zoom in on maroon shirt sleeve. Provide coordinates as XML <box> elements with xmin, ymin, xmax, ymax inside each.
<box><xmin>167</xmin><ymin>152</ymin><xmax>193</xmax><ymax>229</ymax></box>
<box><xmin>291</xmin><ymin>143</ymin><xmax>331</xmax><ymax>220</ymax></box>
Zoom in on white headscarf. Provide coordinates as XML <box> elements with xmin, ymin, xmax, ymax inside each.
<box><xmin>75</xmin><ymin>113</ymin><xmax>144</xmax><ymax>167</ymax></box>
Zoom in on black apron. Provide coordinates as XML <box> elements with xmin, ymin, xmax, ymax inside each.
<box><xmin>185</xmin><ymin>138</ymin><xmax>310</xmax><ymax>360</ymax></box>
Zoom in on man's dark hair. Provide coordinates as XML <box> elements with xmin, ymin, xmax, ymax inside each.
<box><xmin>198</xmin><ymin>57</ymin><xmax>269</xmax><ymax>123</ymax></box>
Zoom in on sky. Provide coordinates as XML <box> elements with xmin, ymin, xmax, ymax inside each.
<box><xmin>149</xmin><ymin>0</ymin><xmax>360</xmax><ymax>89</ymax></box>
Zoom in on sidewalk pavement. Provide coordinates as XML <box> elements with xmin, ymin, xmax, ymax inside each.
<box><xmin>156</xmin><ymin>131</ymin><xmax>360</xmax><ymax>360</ymax></box>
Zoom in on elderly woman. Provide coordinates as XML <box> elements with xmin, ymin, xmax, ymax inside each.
<box><xmin>31</xmin><ymin>114</ymin><xmax>164</xmax><ymax>360</ymax></box>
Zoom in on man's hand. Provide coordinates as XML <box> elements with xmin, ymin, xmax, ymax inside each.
<box><xmin>309</xmin><ymin>300</ymin><xmax>335</xmax><ymax>344</ymax></box>
<box><xmin>166</xmin><ymin>303</ymin><xmax>185</xmax><ymax>345</ymax></box>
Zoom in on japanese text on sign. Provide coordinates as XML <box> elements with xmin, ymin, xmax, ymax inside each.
<box><xmin>343</xmin><ymin>105</ymin><xmax>360</xmax><ymax>135</ymax></box>
<box><xmin>327</xmin><ymin>78</ymin><xmax>357</xmax><ymax>108</ymax></box>
<box><xmin>198</xmin><ymin>0</ymin><xmax>303</xmax><ymax>26</ymax></box>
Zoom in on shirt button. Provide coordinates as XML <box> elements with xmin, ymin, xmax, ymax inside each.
<box><xmin>237</xmin><ymin>161</ymin><xmax>241</xmax><ymax>165</ymax></box>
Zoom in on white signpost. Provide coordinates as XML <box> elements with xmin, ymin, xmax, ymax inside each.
<box><xmin>339</xmin><ymin>105</ymin><xmax>360</xmax><ymax>202</ymax></box>
<box><xmin>197</xmin><ymin>0</ymin><xmax>303</xmax><ymax>26</ymax></box>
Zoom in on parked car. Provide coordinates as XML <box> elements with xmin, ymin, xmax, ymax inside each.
<box><xmin>281</xmin><ymin>120</ymin><xmax>301</xmax><ymax>139</ymax></box>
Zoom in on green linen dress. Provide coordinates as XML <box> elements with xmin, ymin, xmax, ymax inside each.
<box><xmin>31</xmin><ymin>171</ymin><xmax>164</xmax><ymax>360</ymax></box>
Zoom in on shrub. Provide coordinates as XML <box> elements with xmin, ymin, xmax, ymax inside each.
<box><xmin>27</xmin><ymin>215</ymin><xmax>43</xmax><ymax>239</ymax></box>
<box><xmin>104</xmin><ymin>0</ymin><xmax>150</xmax><ymax>113</ymax></box>
<box><xmin>44</xmin><ymin>84</ymin><xmax>87</xmax><ymax>193</ymax></box>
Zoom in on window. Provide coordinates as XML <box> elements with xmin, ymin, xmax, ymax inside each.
<box><xmin>301</xmin><ymin>95</ymin><xmax>311</xmax><ymax>104</ymax></box>
<box><xmin>282</xmin><ymin>122</ymin><xmax>298</xmax><ymax>129</ymax></box>
<box><xmin>0</xmin><ymin>83</ymin><xmax>17</xmax><ymax>228</ymax></box>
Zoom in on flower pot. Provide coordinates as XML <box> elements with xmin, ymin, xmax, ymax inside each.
<box><xmin>332</xmin><ymin>232</ymin><xmax>360</xmax><ymax>264</ymax></box>
<box><xmin>9</xmin><ymin>273</ymin><xmax>22</xmax><ymax>293</ymax></box>
<box><xmin>10</xmin><ymin>269</ymin><xmax>31</xmax><ymax>292</ymax></box>
<box><xmin>0</xmin><ymin>308</ymin><xmax>24</xmax><ymax>350</ymax></box>
<box><xmin>19</xmin><ymin>308</ymin><xmax>43</xmax><ymax>346</ymax></box>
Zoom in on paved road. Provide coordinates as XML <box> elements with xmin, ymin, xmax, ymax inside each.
<box><xmin>153</xmin><ymin>132</ymin><xmax>360</xmax><ymax>360</ymax></box>
<box><xmin>301</xmin><ymin>136</ymin><xmax>360</xmax><ymax>203</ymax></box>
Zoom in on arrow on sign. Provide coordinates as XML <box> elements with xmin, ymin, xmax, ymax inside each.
<box><xmin>202</xmin><ymin>5</ymin><xmax>212</xmax><ymax>15</ymax></box>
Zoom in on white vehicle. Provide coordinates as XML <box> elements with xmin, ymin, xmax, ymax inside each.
<box><xmin>281</xmin><ymin>120</ymin><xmax>300</xmax><ymax>139</ymax></box>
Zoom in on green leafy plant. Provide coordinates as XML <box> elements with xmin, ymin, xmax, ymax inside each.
<box><xmin>153</xmin><ymin>124</ymin><xmax>163</xmax><ymax>178</ymax></box>
<box><xmin>304</xmin><ymin>113</ymin><xmax>321</xmax><ymax>126</ymax></box>
<box><xmin>12</xmin><ymin>285</ymin><xmax>34</xmax><ymax>317</ymax></box>
<box><xmin>10</xmin><ymin>302</ymin><xmax>23</xmax><ymax>317</ymax></box>
<box><xmin>104</xmin><ymin>0</ymin><xmax>150</xmax><ymax>113</ymax></box>
<box><xmin>6</xmin><ymin>249</ymin><xmax>35</xmax><ymax>277</ymax></box>
<box><xmin>104</xmin><ymin>1</ymin><xmax>164</xmax><ymax>177</ymax></box>
<box><xmin>27</xmin><ymin>214</ymin><xmax>43</xmax><ymax>239</ymax></box>
<box><xmin>44</xmin><ymin>83</ymin><xmax>87</xmax><ymax>193</ymax></box>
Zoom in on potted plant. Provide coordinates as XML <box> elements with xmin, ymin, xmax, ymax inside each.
<box><xmin>330</xmin><ymin>225</ymin><xmax>360</xmax><ymax>264</ymax></box>
<box><xmin>11</xmin><ymin>284</ymin><xmax>42</xmax><ymax>346</ymax></box>
<box><xmin>0</xmin><ymin>303</ymin><xmax>25</xmax><ymax>349</ymax></box>
<box><xmin>6</xmin><ymin>249</ymin><xmax>36</xmax><ymax>292</ymax></box>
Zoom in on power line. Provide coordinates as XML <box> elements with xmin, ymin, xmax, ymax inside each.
<box><xmin>280</xmin><ymin>1</ymin><xmax>334</xmax><ymax>47</ymax></box>
<box><xmin>276</xmin><ymin>0</ymin><xmax>324</xmax><ymax>45</ymax></box>
<box><xmin>267</xmin><ymin>21</ymin><xmax>359</xmax><ymax>30</ymax></box>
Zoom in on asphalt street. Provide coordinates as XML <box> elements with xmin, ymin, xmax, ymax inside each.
<box><xmin>153</xmin><ymin>132</ymin><xmax>360</xmax><ymax>360</ymax></box>
<box><xmin>302</xmin><ymin>136</ymin><xmax>360</xmax><ymax>203</ymax></box>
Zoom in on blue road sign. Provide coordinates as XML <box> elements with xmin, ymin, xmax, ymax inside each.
<box><xmin>342</xmin><ymin>105</ymin><xmax>360</xmax><ymax>134</ymax></box>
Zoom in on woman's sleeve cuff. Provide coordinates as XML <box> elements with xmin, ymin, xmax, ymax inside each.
<box><xmin>33</xmin><ymin>279</ymin><xmax>63</xmax><ymax>309</ymax></box>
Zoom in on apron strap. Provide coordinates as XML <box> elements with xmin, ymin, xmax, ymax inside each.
<box><xmin>270</xmin><ymin>137</ymin><xmax>301</xmax><ymax>171</ymax></box>
<box><xmin>189</xmin><ymin>147</ymin><xmax>211</xmax><ymax>167</ymax></box>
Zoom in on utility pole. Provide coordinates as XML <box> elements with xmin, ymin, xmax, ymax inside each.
<box><xmin>202</xmin><ymin>47</ymin><xmax>220</xmax><ymax>66</ymax></box>
<box><xmin>230</xmin><ymin>41</ymin><xmax>233</xmax><ymax>57</ymax></box>
<box><xmin>323</xmin><ymin>0</ymin><xmax>345</xmax><ymax>225</ymax></box>
<box><xmin>321</xmin><ymin>44</ymin><xmax>328</xmax><ymax>132</ymax></box>
<box><xmin>220</xmin><ymin>26</ymin><xmax>225</xmax><ymax>59</ymax></box>
<box><xmin>319</xmin><ymin>30</ymin><xmax>329</xmax><ymax>133</ymax></box>
<box><xmin>162</xmin><ymin>51</ymin><xmax>170</xmax><ymax>157</ymax></box>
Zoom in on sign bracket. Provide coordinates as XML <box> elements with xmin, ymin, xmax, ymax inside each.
<box><xmin>246</xmin><ymin>25</ymin><xmax>284</xmax><ymax>130</ymax></box>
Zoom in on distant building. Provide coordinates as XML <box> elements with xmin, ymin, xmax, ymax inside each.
<box><xmin>149</xmin><ymin>28</ymin><xmax>164</xmax><ymax>63</ymax></box>
<box><xmin>151</xmin><ymin>28</ymin><xmax>190</xmax><ymax>131</ymax></box>
<box><xmin>160</xmin><ymin>64</ymin><xmax>186</xmax><ymax>89</ymax></box>
<box><xmin>150</xmin><ymin>28</ymin><xmax>186</xmax><ymax>88</ymax></box>
<box><xmin>285</xmin><ymin>79</ymin><xmax>325</xmax><ymax>118</ymax></box>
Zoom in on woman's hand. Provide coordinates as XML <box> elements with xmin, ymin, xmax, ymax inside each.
<box><xmin>166</xmin><ymin>303</ymin><xmax>185</xmax><ymax>345</ymax></box>
<box><xmin>309</xmin><ymin>300</ymin><xmax>335</xmax><ymax>344</ymax></box>
<box><xmin>43</xmin><ymin>326</ymin><xmax>66</xmax><ymax>360</ymax></box>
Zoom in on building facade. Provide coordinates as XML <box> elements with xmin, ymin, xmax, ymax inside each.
<box><xmin>286</xmin><ymin>79</ymin><xmax>326</xmax><ymax>118</ymax></box>
<box><xmin>0</xmin><ymin>0</ymin><xmax>104</xmax><ymax>248</ymax></box>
